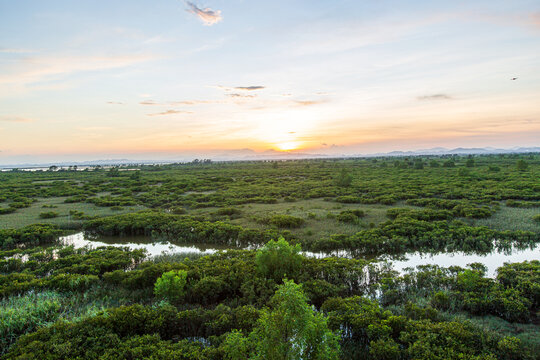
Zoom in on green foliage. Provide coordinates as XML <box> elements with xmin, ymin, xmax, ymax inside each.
<box><xmin>505</xmin><ymin>200</ymin><xmax>540</xmax><ymax>208</ymax></box>
<box><xmin>215</xmin><ymin>207</ymin><xmax>242</xmax><ymax>216</ymax></box>
<box><xmin>383</xmin><ymin>261</ymin><xmax>540</xmax><ymax>323</ymax></box>
<box><xmin>224</xmin><ymin>280</ymin><xmax>340</xmax><ymax>360</ymax></box>
<box><xmin>38</xmin><ymin>211</ymin><xmax>59</xmax><ymax>219</ymax></box>
<box><xmin>5</xmin><ymin>303</ymin><xmax>260</xmax><ymax>359</ymax></box>
<box><xmin>223</xmin><ymin>330</ymin><xmax>250</xmax><ymax>360</ymax></box>
<box><xmin>0</xmin><ymin>223</ymin><xmax>63</xmax><ymax>249</ymax></box>
<box><xmin>255</xmin><ymin>238</ymin><xmax>302</xmax><ymax>282</ymax></box>
<box><xmin>516</xmin><ymin>160</ymin><xmax>528</xmax><ymax>171</ymax></box>
<box><xmin>443</xmin><ymin>159</ymin><xmax>456</xmax><ymax>167</ymax></box>
<box><xmin>153</xmin><ymin>270</ymin><xmax>187</xmax><ymax>303</ymax></box>
<box><xmin>266</xmin><ymin>214</ymin><xmax>305</xmax><ymax>228</ymax></box>
<box><xmin>0</xmin><ymin>291</ymin><xmax>61</xmax><ymax>354</ymax></box>
<box><xmin>337</xmin><ymin>209</ymin><xmax>365</xmax><ymax>223</ymax></box>
<box><xmin>0</xmin><ymin>156</ymin><xmax>539</xmax><ymax>359</ymax></box>
<box><xmin>335</xmin><ymin>168</ymin><xmax>353</xmax><ymax>187</ymax></box>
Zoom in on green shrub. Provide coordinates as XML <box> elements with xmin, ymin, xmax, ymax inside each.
<box><xmin>255</xmin><ymin>238</ymin><xmax>302</xmax><ymax>282</ymax></box>
<box><xmin>267</xmin><ymin>214</ymin><xmax>305</xmax><ymax>228</ymax></box>
<box><xmin>337</xmin><ymin>210</ymin><xmax>365</xmax><ymax>223</ymax></box>
<box><xmin>335</xmin><ymin>195</ymin><xmax>362</xmax><ymax>204</ymax></box>
<box><xmin>335</xmin><ymin>168</ymin><xmax>353</xmax><ymax>187</ymax></box>
<box><xmin>443</xmin><ymin>160</ymin><xmax>455</xmax><ymax>167</ymax></box>
<box><xmin>154</xmin><ymin>270</ymin><xmax>188</xmax><ymax>303</ymax></box>
<box><xmin>215</xmin><ymin>207</ymin><xmax>242</xmax><ymax>216</ymax></box>
<box><xmin>39</xmin><ymin>211</ymin><xmax>58</xmax><ymax>219</ymax></box>
<box><xmin>516</xmin><ymin>160</ymin><xmax>528</xmax><ymax>171</ymax></box>
<box><xmin>171</xmin><ymin>207</ymin><xmax>186</xmax><ymax>214</ymax></box>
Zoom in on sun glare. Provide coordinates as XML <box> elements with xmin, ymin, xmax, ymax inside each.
<box><xmin>276</xmin><ymin>141</ymin><xmax>300</xmax><ymax>151</ymax></box>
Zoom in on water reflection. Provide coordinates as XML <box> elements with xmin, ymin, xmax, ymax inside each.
<box><xmin>60</xmin><ymin>232</ymin><xmax>225</xmax><ymax>257</ymax></box>
<box><xmin>60</xmin><ymin>232</ymin><xmax>540</xmax><ymax>278</ymax></box>
<box><xmin>382</xmin><ymin>247</ymin><xmax>540</xmax><ymax>278</ymax></box>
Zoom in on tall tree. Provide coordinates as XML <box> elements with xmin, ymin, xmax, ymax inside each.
<box><xmin>225</xmin><ymin>280</ymin><xmax>340</xmax><ymax>360</ymax></box>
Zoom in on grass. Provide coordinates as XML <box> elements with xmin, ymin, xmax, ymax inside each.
<box><xmin>472</xmin><ymin>205</ymin><xmax>540</xmax><ymax>232</ymax></box>
<box><xmin>151</xmin><ymin>251</ymin><xmax>208</xmax><ymax>263</ymax></box>
<box><xmin>190</xmin><ymin>199</ymin><xmax>414</xmax><ymax>241</ymax></box>
<box><xmin>0</xmin><ymin>197</ymin><xmax>145</xmax><ymax>229</ymax></box>
<box><xmin>0</xmin><ymin>288</ymin><xmax>138</xmax><ymax>355</ymax></box>
<box><xmin>450</xmin><ymin>313</ymin><xmax>540</xmax><ymax>355</ymax></box>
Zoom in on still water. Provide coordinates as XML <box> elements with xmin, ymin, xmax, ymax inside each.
<box><xmin>60</xmin><ymin>232</ymin><xmax>229</xmax><ymax>257</ymax></box>
<box><xmin>60</xmin><ymin>232</ymin><xmax>540</xmax><ymax>277</ymax></box>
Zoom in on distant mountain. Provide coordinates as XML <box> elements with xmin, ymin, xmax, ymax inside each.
<box><xmin>372</xmin><ymin>147</ymin><xmax>540</xmax><ymax>157</ymax></box>
<box><xmin>1</xmin><ymin>147</ymin><xmax>538</xmax><ymax>169</ymax></box>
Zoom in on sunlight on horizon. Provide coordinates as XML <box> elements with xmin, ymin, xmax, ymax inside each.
<box><xmin>276</xmin><ymin>141</ymin><xmax>302</xmax><ymax>151</ymax></box>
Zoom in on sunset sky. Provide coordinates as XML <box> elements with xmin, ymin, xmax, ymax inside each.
<box><xmin>1</xmin><ymin>0</ymin><xmax>539</xmax><ymax>164</ymax></box>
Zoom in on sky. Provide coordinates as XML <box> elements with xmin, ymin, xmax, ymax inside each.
<box><xmin>1</xmin><ymin>0</ymin><xmax>539</xmax><ymax>164</ymax></box>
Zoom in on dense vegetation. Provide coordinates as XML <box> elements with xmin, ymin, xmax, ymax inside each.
<box><xmin>0</xmin><ymin>154</ymin><xmax>538</xmax><ymax>358</ymax></box>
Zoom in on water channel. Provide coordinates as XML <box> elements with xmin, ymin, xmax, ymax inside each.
<box><xmin>60</xmin><ymin>232</ymin><xmax>540</xmax><ymax>278</ymax></box>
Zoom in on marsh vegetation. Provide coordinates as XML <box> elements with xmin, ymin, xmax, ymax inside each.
<box><xmin>0</xmin><ymin>154</ymin><xmax>539</xmax><ymax>359</ymax></box>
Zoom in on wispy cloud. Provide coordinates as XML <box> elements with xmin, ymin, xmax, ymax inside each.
<box><xmin>226</xmin><ymin>93</ymin><xmax>257</xmax><ymax>98</ymax></box>
<box><xmin>213</xmin><ymin>85</ymin><xmax>265</xmax><ymax>92</ymax></box>
<box><xmin>139</xmin><ymin>100</ymin><xmax>163</xmax><ymax>106</ymax></box>
<box><xmin>417</xmin><ymin>94</ymin><xmax>453</xmax><ymax>101</ymax></box>
<box><xmin>147</xmin><ymin>109</ymin><xmax>194</xmax><ymax>116</ymax></box>
<box><xmin>185</xmin><ymin>1</ymin><xmax>223</xmax><ymax>26</ymax></box>
<box><xmin>0</xmin><ymin>116</ymin><xmax>34</xmax><ymax>123</ymax></box>
<box><xmin>235</xmin><ymin>86</ymin><xmax>265</xmax><ymax>91</ymax></box>
<box><xmin>140</xmin><ymin>99</ymin><xmax>219</xmax><ymax>106</ymax></box>
<box><xmin>294</xmin><ymin>100</ymin><xmax>326</xmax><ymax>106</ymax></box>
<box><xmin>0</xmin><ymin>54</ymin><xmax>156</xmax><ymax>88</ymax></box>
<box><xmin>78</xmin><ymin>126</ymin><xmax>112</xmax><ymax>131</ymax></box>
<box><xmin>0</xmin><ymin>48</ymin><xmax>34</xmax><ymax>54</ymax></box>
<box><xmin>170</xmin><ymin>100</ymin><xmax>218</xmax><ymax>105</ymax></box>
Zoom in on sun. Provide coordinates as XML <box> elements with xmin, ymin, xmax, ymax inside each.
<box><xmin>276</xmin><ymin>141</ymin><xmax>300</xmax><ymax>151</ymax></box>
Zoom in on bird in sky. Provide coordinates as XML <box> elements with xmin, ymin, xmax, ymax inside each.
<box><xmin>511</xmin><ymin>77</ymin><xmax>518</xmax><ymax>80</ymax></box>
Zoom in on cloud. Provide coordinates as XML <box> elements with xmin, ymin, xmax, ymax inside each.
<box><xmin>0</xmin><ymin>54</ymin><xmax>156</xmax><ymax>88</ymax></box>
<box><xmin>78</xmin><ymin>126</ymin><xmax>112</xmax><ymax>131</ymax></box>
<box><xmin>185</xmin><ymin>1</ymin><xmax>223</xmax><ymax>26</ymax></box>
<box><xmin>417</xmin><ymin>94</ymin><xmax>454</xmax><ymax>101</ymax></box>
<box><xmin>234</xmin><ymin>86</ymin><xmax>265</xmax><ymax>91</ymax></box>
<box><xmin>139</xmin><ymin>100</ymin><xmax>163</xmax><ymax>106</ymax></box>
<box><xmin>294</xmin><ymin>100</ymin><xmax>326</xmax><ymax>106</ymax></box>
<box><xmin>140</xmin><ymin>99</ymin><xmax>219</xmax><ymax>106</ymax></box>
<box><xmin>107</xmin><ymin>101</ymin><xmax>124</xmax><ymax>105</ymax></box>
<box><xmin>0</xmin><ymin>48</ymin><xmax>34</xmax><ymax>54</ymax></box>
<box><xmin>213</xmin><ymin>85</ymin><xmax>265</xmax><ymax>92</ymax></box>
<box><xmin>0</xmin><ymin>116</ymin><xmax>34</xmax><ymax>123</ymax></box>
<box><xmin>170</xmin><ymin>100</ymin><xmax>218</xmax><ymax>105</ymax></box>
<box><xmin>226</xmin><ymin>93</ymin><xmax>257</xmax><ymax>98</ymax></box>
<box><xmin>147</xmin><ymin>109</ymin><xmax>194</xmax><ymax>116</ymax></box>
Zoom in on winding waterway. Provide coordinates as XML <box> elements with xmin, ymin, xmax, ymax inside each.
<box><xmin>60</xmin><ymin>232</ymin><xmax>540</xmax><ymax>278</ymax></box>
